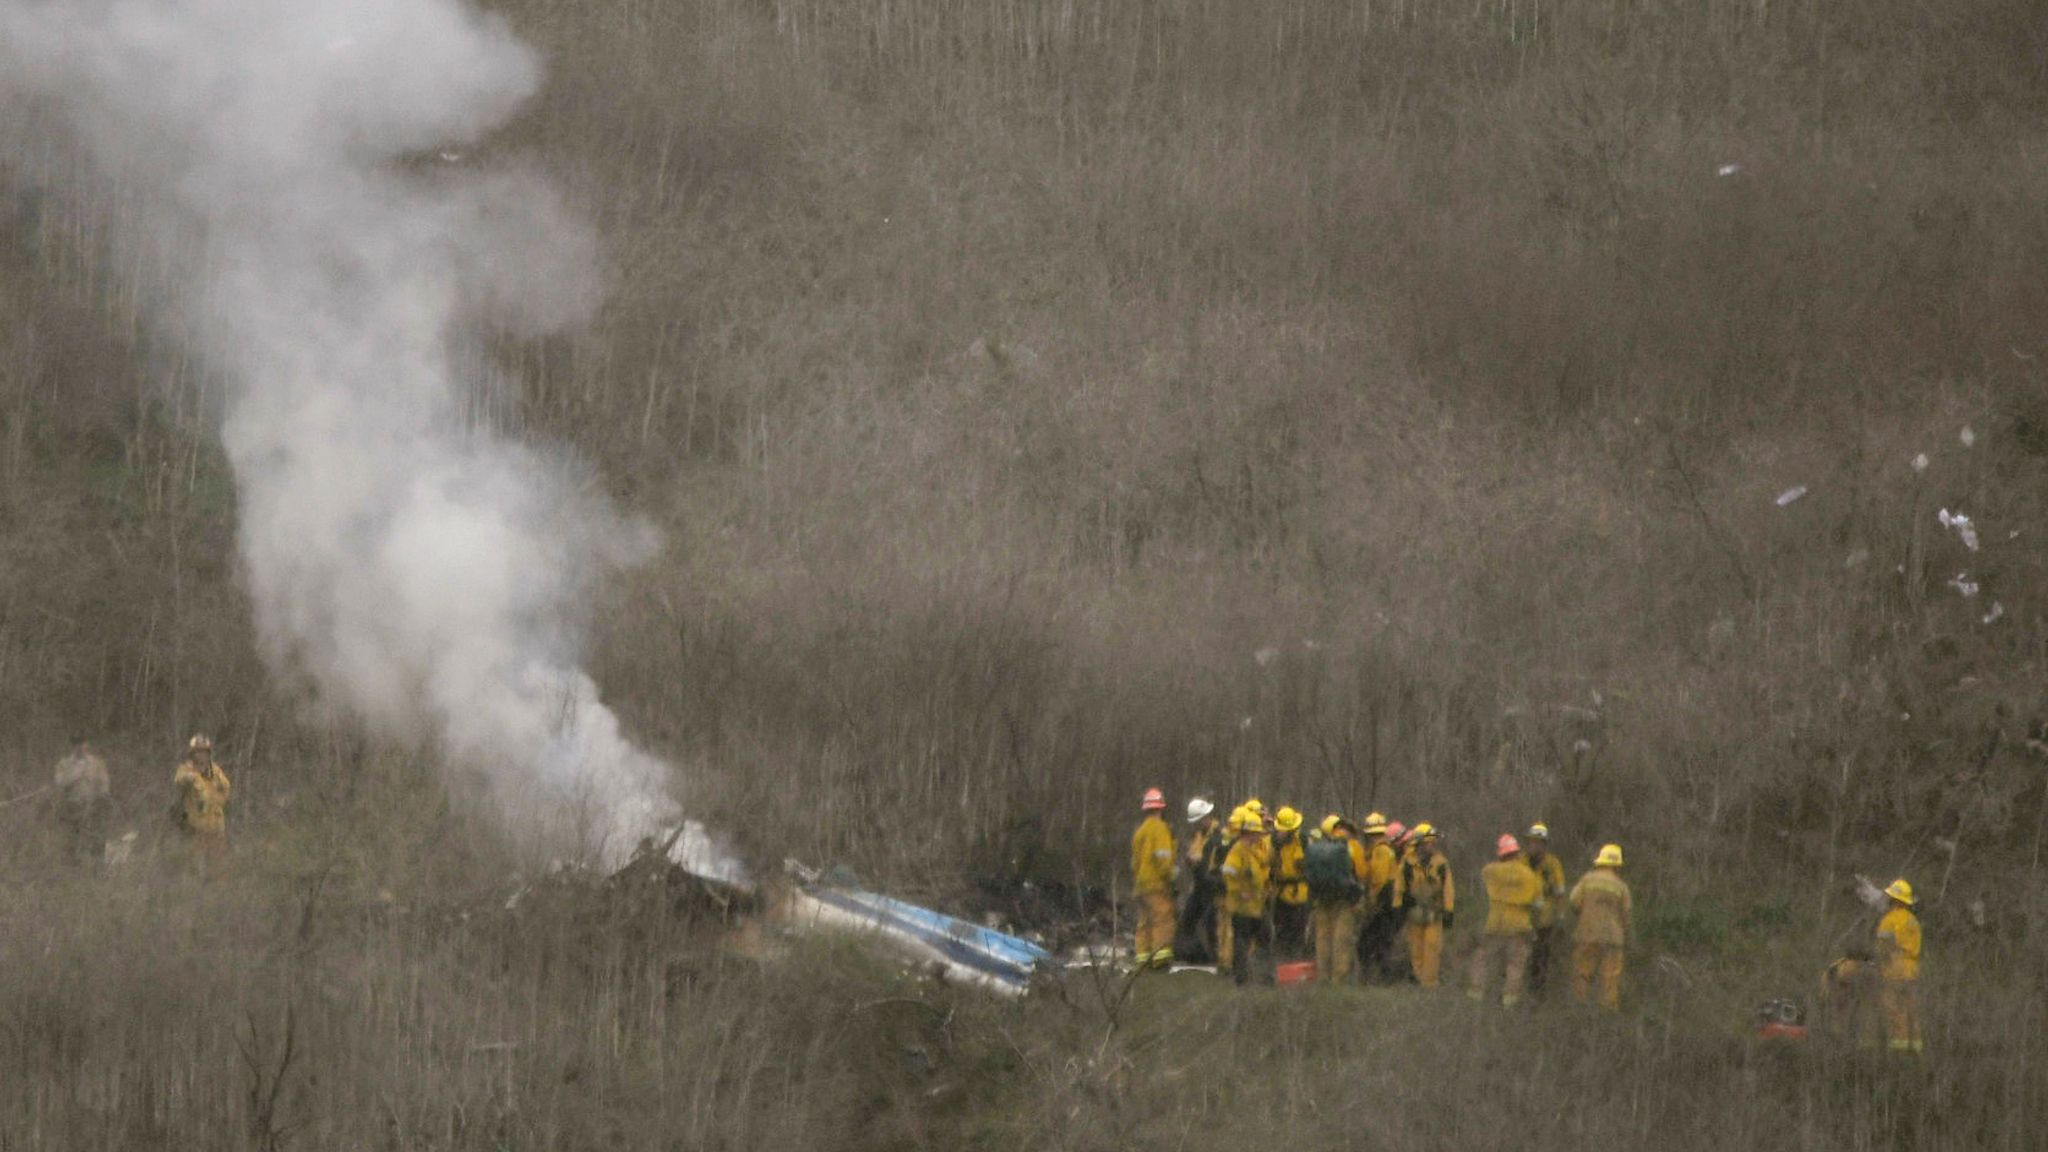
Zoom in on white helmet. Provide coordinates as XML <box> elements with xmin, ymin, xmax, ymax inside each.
<box><xmin>1186</xmin><ymin>797</ymin><xmax>1216</xmax><ymax>823</ymax></box>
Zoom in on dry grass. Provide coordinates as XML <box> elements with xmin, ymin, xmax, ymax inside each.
<box><xmin>4</xmin><ymin>0</ymin><xmax>2048</xmax><ymax>1145</ymax></box>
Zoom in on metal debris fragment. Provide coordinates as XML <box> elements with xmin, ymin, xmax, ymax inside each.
<box><xmin>1938</xmin><ymin>509</ymin><xmax>1981</xmax><ymax>552</ymax></box>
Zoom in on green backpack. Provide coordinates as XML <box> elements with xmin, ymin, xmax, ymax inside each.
<box><xmin>1303</xmin><ymin>837</ymin><xmax>1360</xmax><ymax>901</ymax></box>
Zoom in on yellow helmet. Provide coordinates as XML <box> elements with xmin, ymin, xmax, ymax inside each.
<box><xmin>188</xmin><ymin>734</ymin><xmax>214</xmax><ymax>752</ymax></box>
<box><xmin>1320</xmin><ymin>814</ymin><xmax>1345</xmax><ymax>837</ymax></box>
<box><xmin>1883</xmin><ymin>878</ymin><xmax>1914</xmax><ymax>906</ymax></box>
<box><xmin>1227</xmin><ymin>806</ymin><xmax>1251</xmax><ymax>832</ymax></box>
<box><xmin>1527</xmin><ymin>822</ymin><xmax>1551</xmax><ymax>841</ymax></box>
<box><xmin>1411</xmin><ymin>822</ymin><xmax>1437</xmax><ymax>841</ymax></box>
<box><xmin>1244</xmin><ymin>798</ymin><xmax>1265</xmax><ymax>814</ymax></box>
<box><xmin>1361</xmin><ymin>812</ymin><xmax>1389</xmax><ymax>835</ymax></box>
<box><xmin>1275</xmin><ymin>807</ymin><xmax>1303</xmax><ymax>833</ymax></box>
<box><xmin>1594</xmin><ymin>843</ymin><xmax>1624</xmax><ymax>868</ymax></box>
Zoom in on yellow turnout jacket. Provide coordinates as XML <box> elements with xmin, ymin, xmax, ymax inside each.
<box><xmin>174</xmin><ymin>758</ymin><xmax>231</xmax><ymax>836</ymax></box>
<box><xmin>1481</xmin><ymin>857</ymin><xmax>1543</xmax><ymax>936</ymax></box>
<box><xmin>1131</xmin><ymin>815</ymin><xmax>1175</xmax><ymax>895</ymax></box>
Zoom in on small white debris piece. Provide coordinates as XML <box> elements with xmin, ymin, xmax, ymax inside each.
<box><xmin>1239</xmin><ymin>716</ymin><xmax>1254</xmax><ymax>731</ymax></box>
<box><xmin>1948</xmin><ymin>573</ymin><xmax>1980</xmax><ymax>598</ymax></box>
<box><xmin>1938</xmin><ymin>508</ymin><xmax>1981</xmax><ymax>551</ymax></box>
<box><xmin>1253</xmin><ymin>646</ymin><xmax>1281</xmax><ymax>668</ymax></box>
<box><xmin>1912</xmin><ymin>453</ymin><xmax>1930</xmax><ymax>473</ymax></box>
<box><xmin>2009</xmin><ymin>530</ymin><xmax>2022</xmax><ymax>540</ymax></box>
<box><xmin>438</xmin><ymin>151</ymin><xmax>465</xmax><ymax>163</ymax></box>
<box><xmin>1717</xmin><ymin>163</ymin><xmax>1742</xmax><ymax>177</ymax></box>
<box><xmin>1775</xmin><ymin>485</ymin><xmax>1808</xmax><ymax>507</ymax></box>
<box><xmin>1844</xmin><ymin>548</ymin><xmax>1871</xmax><ymax>569</ymax></box>
<box><xmin>1983</xmin><ymin>601</ymin><xmax>2005</xmax><ymax>625</ymax></box>
<box><xmin>1960</xmin><ymin>426</ymin><xmax>1977</xmax><ymax>448</ymax></box>
<box><xmin>1301</xmin><ymin>638</ymin><xmax>1322</xmax><ymax>652</ymax></box>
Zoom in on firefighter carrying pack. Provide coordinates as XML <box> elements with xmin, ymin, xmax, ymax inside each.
<box><xmin>1303</xmin><ymin>837</ymin><xmax>1359</xmax><ymax>901</ymax></box>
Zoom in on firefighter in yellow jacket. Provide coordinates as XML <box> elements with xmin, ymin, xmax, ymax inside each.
<box><xmin>1874</xmin><ymin>879</ymin><xmax>1923</xmax><ymax>1054</ymax></box>
<box><xmin>1568</xmin><ymin>843</ymin><xmax>1631</xmax><ymax>1009</ymax></box>
<box><xmin>1270</xmin><ymin>807</ymin><xmax>1311</xmax><ymax>960</ymax></box>
<box><xmin>1401</xmin><ymin>824</ymin><xmax>1455</xmax><ymax>988</ymax></box>
<box><xmin>1470</xmin><ymin>834</ymin><xmax>1543</xmax><ymax>1007</ymax></box>
<box><xmin>1522</xmin><ymin>823</ymin><xmax>1566</xmax><ymax>995</ymax></box>
<box><xmin>1355</xmin><ymin>813</ymin><xmax>1402</xmax><ymax>981</ymax></box>
<box><xmin>1306</xmin><ymin>815</ymin><xmax>1367</xmax><ymax>982</ymax></box>
<box><xmin>173</xmin><ymin>734</ymin><xmax>232</xmax><ymax>873</ymax></box>
<box><xmin>1219</xmin><ymin>808</ymin><xmax>1272</xmax><ymax>985</ymax></box>
<box><xmin>1130</xmin><ymin>788</ymin><xmax>1176</xmax><ymax>967</ymax></box>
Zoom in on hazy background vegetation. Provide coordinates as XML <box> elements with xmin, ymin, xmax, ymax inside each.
<box><xmin>2</xmin><ymin>0</ymin><xmax>2046</xmax><ymax>1146</ymax></box>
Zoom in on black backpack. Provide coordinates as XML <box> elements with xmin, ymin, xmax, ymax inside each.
<box><xmin>1197</xmin><ymin>830</ymin><xmax>1230</xmax><ymax>891</ymax></box>
<box><xmin>1303</xmin><ymin>837</ymin><xmax>1360</xmax><ymax>900</ymax></box>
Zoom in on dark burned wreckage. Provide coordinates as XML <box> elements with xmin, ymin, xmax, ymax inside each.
<box><xmin>519</xmin><ymin>822</ymin><xmax>1060</xmax><ymax>996</ymax></box>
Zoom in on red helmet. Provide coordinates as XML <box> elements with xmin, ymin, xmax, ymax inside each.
<box><xmin>1141</xmin><ymin>788</ymin><xmax>1166</xmax><ymax>811</ymax></box>
<box><xmin>1496</xmin><ymin>833</ymin><xmax>1521</xmax><ymax>859</ymax></box>
<box><xmin>1385</xmin><ymin>821</ymin><xmax>1408</xmax><ymax>844</ymax></box>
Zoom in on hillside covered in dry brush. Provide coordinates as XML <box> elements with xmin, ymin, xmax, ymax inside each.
<box><xmin>1</xmin><ymin>1</ymin><xmax>2047</xmax><ymax>1144</ymax></box>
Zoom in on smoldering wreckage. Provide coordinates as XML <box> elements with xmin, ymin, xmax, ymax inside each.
<box><xmin>511</xmin><ymin>823</ymin><xmax>1063</xmax><ymax>997</ymax></box>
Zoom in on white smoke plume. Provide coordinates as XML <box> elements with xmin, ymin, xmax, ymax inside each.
<box><xmin>2</xmin><ymin>0</ymin><xmax>684</xmax><ymax>866</ymax></box>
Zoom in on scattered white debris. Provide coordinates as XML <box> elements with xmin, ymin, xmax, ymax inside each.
<box><xmin>1938</xmin><ymin>509</ymin><xmax>1981</xmax><ymax>551</ymax></box>
<box><xmin>1948</xmin><ymin>573</ymin><xmax>1981</xmax><ymax>598</ymax></box>
<box><xmin>1960</xmin><ymin>426</ymin><xmax>1977</xmax><ymax>448</ymax></box>
<box><xmin>1844</xmin><ymin>548</ymin><xmax>1871</xmax><ymax>569</ymax></box>
<box><xmin>1254</xmin><ymin>646</ymin><xmax>1281</xmax><ymax>668</ymax></box>
<box><xmin>1717</xmin><ymin>163</ymin><xmax>1742</xmax><ymax>177</ymax></box>
<box><xmin>1912</xmin><ymin>453</ymin><xmax>1930</xmax><ymax>473</ymax></box>
<box><xmin>437</xmin><ymin>150</ymin><xmax>464</xmax><ymax>163</ymax></box>
<box><xmin>1239</xmin><ymin>716</ymin><xmax>1254</xmax><ymax>731</ymax></box>
<box><xmin>1983</xmin><ymin>601</ymin><xmax>2005</xmax><ymax>625</ymax></box>
<box><xmin>1775</xmin><ymin>485</ymin><xmax>1808</xmax><ymax>507</ymax></box>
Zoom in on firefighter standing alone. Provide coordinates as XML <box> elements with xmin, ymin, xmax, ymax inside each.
<box><xmin>1875</xmin><ymin>878</ymin><xmax>1923</xmax><ymax>1054</ymax></box>
<box><xmin>173</xmin><ymin>734</ymin><xmax>232</xmax><ymax>874</ymax></box>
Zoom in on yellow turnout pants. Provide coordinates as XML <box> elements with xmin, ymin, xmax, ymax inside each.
<box><xmin>1881</xmin><ymin>979</ymin><xmax>1923</xmax><ymax>1053</ymax></box>
<box><xmin>1572</xmin><ymin>942</ymin><xmax>1624</xmax><ymax>1010</ymax></box>
<box><xmin>1406</xmin><ymin>922</ymin><xmax>1445</xmax><ymax>988</ymax></box>
<box><xmin>1135</xmin><ymin>890</ymin><xmax>1176</xmax><ymax>965</ymax></box>
<box><xmin>1468</xmin><ymin>933</ymin><xmax>1531</xmax><ymax>1005</ymax></box>
<box><xmin>1312</xmin><ymin>901</ymin><xmax>1358</xmax><ymax>983</ymax></box>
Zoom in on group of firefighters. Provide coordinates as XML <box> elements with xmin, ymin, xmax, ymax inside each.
<box><xmin>1130</xmin><ymin>788</ymin><xmax>1926</xmax><ymax>1052</ymax></box>
<box><xmin>46</xmin><ymin>734</ymin><xmax>233</xmax><ymax>872</ymax></box>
